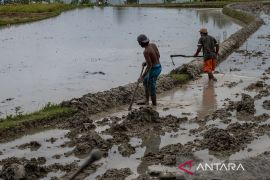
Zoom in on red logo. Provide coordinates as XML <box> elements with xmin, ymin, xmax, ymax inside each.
<box><xmin>178</xmin><ymin>160</ymin><xmax>194</xmax><ymax>175</ymax></box>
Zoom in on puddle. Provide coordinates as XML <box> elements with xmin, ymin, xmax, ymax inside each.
<box><xmin>129</xmin><ymin>137</ymin><xmax>142</xmax><ymax>147</ymax></box>
<box><xmin>148</xmin><ymin>164</ymin><xmax>176</xmax><ymax>173</ymax></box>
<box><xmin>194</xmin><ymin>149</ymin><xmax>221</xmax><ymax>163</ymax></box>
<box><xmin>193</xmin><ymin>135</ymin><xmax>270</xmax><ymax>163</ymax></box>
<box><xmin>229</xmin><ymin>135</ymin><xmax>270</xmax><ymax>161</ymax></box>
<box><xmin>0</xmin><ymin>129</ymin><xmax>79</xmax><ymax>166</ymax></box>
<box><xmin>40</xmin><ymin>171</ymin><xmax>66</xmax><ymax>180</ymax></box>
<box><xmin>160</xmin><ymin>122</ymin><xmax>200</xmax><ymax>148</ymax></box>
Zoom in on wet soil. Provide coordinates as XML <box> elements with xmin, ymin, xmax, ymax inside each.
<box><xmin>0</xmin><ymin>157</ymin><xmax>48</xmax><ymax>180</ymax></box>
<box><xmin>96</xmin><ymin>168</ymin><xmax>132</xmax><ymax>180</ymax></box>
<box><xmin>18</xmin><ymin>141</ymin><xmax>41</xmax><ymax>151</ymax></box>
<box><xmin>263</xmin><ymin>100</ymin><xmax>270</xmax><ymax>110</ymax></box>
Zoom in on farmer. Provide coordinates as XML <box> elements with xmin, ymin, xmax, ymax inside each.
<box><xmin>137</xmin><ymin>34</ymin><xmax>162</xmax><ymax>106</ymax></box>
<box><xmin>194</xmin><ymin>28</ymin><xmax>219</xmax><ymax>81</ymax></box>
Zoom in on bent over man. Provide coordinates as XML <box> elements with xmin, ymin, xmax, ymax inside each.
<box><xmin>194</xmin><ymin>28</ymin><xmax>219</xmax><ymax>81</ymax></box>
<box><xmin>137</xmin><ymin>34</ymin><xmax>162</xmax><ymax>106</ymax></box>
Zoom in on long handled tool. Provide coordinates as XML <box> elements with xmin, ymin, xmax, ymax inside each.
<box><xmin>170</xmin><ymin>54</ymin><xmax>203</xmax><ymax>66</ymax></box>
<box><xmin>68</xmin><ymin>149</ymin><xmax>102</xmax><ymax>180</ymax></box>
<box><xmin>128</xmin><ymin>65</ymin><xmax>145</xmax><ymax>111</ymax></box>
<box><xmin>170</xmin><ymin>54</ymin><xmax>203</xmax><ymax>58</ymax></box>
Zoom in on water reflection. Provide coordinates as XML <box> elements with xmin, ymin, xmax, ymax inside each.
<box><xmin>196</xmin><ymin>9</ymin><xmax>232</xmax><ymax>29</ymax></box>
<box><xmin>197</xmin><ymin>81</ymin><xmax>217</xmax><ymax>119</ymax></box>
<box><xmin>137</xmin><ymin>132</ymin><xmax>161</xmax><ymax>174</ymax></box>
<box><xmin>113</xmin><ymin>7</ymin><xmax>126</xmax><ymax>24</ymax></box>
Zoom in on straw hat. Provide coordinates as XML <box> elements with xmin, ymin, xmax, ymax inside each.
<box><xmin>199</xmin><ymin>28</ymin><xmax>208</xmax><ymax>33</ymax></box>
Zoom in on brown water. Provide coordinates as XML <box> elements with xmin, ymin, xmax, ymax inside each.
<box><xmin>0</xmin><ymin>7</ymin><xmax>242</xmax><ymax>117</ymax></box>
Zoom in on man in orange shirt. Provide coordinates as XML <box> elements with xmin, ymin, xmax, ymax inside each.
<box><xmin>194</xmin><ymin>28</ymin><xmax>219</xmax><ymax>81</ymax></box>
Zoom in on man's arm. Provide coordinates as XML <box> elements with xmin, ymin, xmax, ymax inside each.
<box><xmin>152</xmin><ymin>44</ymin><xmax>160</xmax><ymax>58</ymax></box>
<box><xmin>194</xmin><ymin>38</ymin><xmax>202</xmax><ymax>57</ymax></box>
<box><xmin>215</xmin><ymin>44</ymin><xmax>219</xmax><ymax>55</ymax></box>
<box><xmin>194</xmin><ymin>45</ymin><xmax>202</xmax><ymax>57</ymax></box>
<box><xmin>142</xmin><ymin>51</ymin><xmax>152</xmax><ymax>78</ymax></box>
<box><xmin>214</xmin><ymin>38</ymin><xmax>219</xmax><ymax>55</ymax></box>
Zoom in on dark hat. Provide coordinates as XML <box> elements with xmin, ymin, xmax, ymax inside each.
<box><xmin>137</xmin><ymin>34</ymin><xmax>149</xmax><ymax>43</ymax></box>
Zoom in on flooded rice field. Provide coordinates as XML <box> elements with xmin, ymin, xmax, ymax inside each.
<box><xmin>0</xmin><ymin>7</ymin><xmax>270</xmax><ymax>179</ymax></box>
<box><xmin>0</xmin><ymin>7</ymin><xmax>242</xmax><ymax>117</ymax></box>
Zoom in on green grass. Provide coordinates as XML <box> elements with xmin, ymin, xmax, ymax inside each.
<box><xmin>0</xmin><ymin>3</ymin><xmax>75</xmax><ymax>13</ymax></box>
<box><xmin>222</xmin><ymin>4</ymin><xmax>255</xmax><ymax>24</ymax></box>
<box><xmin>170</xmin><ymin>73</ymin><xmax>190</xmax><ymax>82</ymax></box>
<box><xmin>0</xmin><ymin>103</ymin><xmax>76</xmax><ymax>130</ymax></box>
<box><xmin>0</xmin><ymin>13</ymin><xmax>58</xmax><ymax>26</ymax></box>
<box><xmin>113</xmin><ymin>0</ymin><xmax>265</xmax><ymax>8</ymax></box>
<box><xmin>0</xmin><ymin>3</ymin><xmax>92</xmax><ymax>26</ymax></box>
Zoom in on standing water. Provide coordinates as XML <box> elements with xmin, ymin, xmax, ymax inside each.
<box><xmin>0</xmin><ymin>7</ymin><xmax>242</xmax><ymax>117</ymax></box>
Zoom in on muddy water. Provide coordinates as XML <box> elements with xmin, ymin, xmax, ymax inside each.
<box><xmin>0</xmin><ymin>129</ymin><xmax>79</xmax><ymax>166</ymax></box>
<box><xmin>0</xmin><ymin>7</ymin><xmax>242</xmax><ymax>117</ymax></box>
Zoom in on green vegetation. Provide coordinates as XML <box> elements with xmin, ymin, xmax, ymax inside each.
<box><xmin>0</xmin><ymin>3</ymin><xmax>92</xmax><ymax>26</ymax></box>
<box><xmin>222</xmin><ymin>4</ymin><xmax>254</xmax><ymax>24</ymax></box>
<box><xmin>0</xmin><ymin>103</ymin><xmax>76</xmax><ymax>130</ymax></box>
<box><xmin>0</xmin><ymin>3</ymin><xmax>74</xmax><ymax>13</ymax></box>
<box><xmin>114</xmin><ymin>0</ymin><xmax>265</xmax><ymax>8</ymax></box>
<box><xmin>170</xmin><ymin>73</ymin><xmax>190</xmax><ymax>83</ymax></box>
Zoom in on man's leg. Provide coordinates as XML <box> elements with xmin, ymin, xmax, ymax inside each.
<box><xmin>144</xmin><ymin>85</ymin><xmax>150</xmax><ymax>105</ymax></box>
<box><xmin>208</xmin><ymin>72</ymin><xmax>217</xmax><ymax>81</ymax></box>
<box><xmin>210</xmin><ymin>59</ymin><xmax>217</xmax><ymax>81</ymax></box>
<box><xmin>205</xmin><ymin>59</ymin><xmax>217</xmax><ymax>81</ymax></box>
<box><xmin>207</xmin><ymin>73</ymin><xmax>212</xmax><ymax>80</ymax></box>
<box><xmin>143</xmin><ymin>75</ymin><xmax>150</xmax><ymax>105</ymax></box>
<box><xmin>149</xmin><ymin>75</ymin><xmax>158</xmax><ymax>106</ymax></box>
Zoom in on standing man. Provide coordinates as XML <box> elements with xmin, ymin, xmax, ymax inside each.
<box><xmin>137</xmin><ymin>34</ymin><xmax>162</xmax><ymax>106</ymax></box>
<box><xmin>194</xmin><ymin>28</ymin><xmax>219</xmax><ymax>81</ymax></box>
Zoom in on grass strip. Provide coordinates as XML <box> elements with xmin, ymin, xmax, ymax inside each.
<box><xmin>0</xmin><ymin>103</ymin><xmax>76</xmax><ymax>130</ymax></box>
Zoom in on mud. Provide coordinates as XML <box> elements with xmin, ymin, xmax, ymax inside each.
<box><xmin>236</xmin><ymin>93</ymin><xmax>255</xmax><ymax>115</ymax></box>
<box><xmin>62</xmin><ymin>75</ymin><xmax>179</xmax><ymax>115</ymax></box>
<box><xmin>18</xmin><ymin>141</ymin><xmax>41</xmax><ymax>151</ymax></box>
<box><xmin>65</xmin><ymin>130</ymin><xmax>112</xmax><ymax>157</ymax></box>
<box><xmin>254</xmin><ymin>89</ymin><xmax>270</xmax><ymax>100</ymax></box>
<box><xmin>0</xmin><ymin>157</ymin><xmax>49</xmax><ymax>180</ymax></box>
<box><xmin>245</xmin><ymin>80</ymin><xmax>265</xmax><ymax>90</ymax></box>
<box><xmin>96</xmin><ymin>168</ymin><xmax>132</xmax><ymax>180</ymax></box>
<box><xmin>263</xmin><ymin>100</ymin><xmax>270</xmax><ymax>110</ymax></box>
<box><xmin>143</xmin><ymin>143</ymin><xmax>194</xmax><ymax>166</ymax></box>
<box><xmin>202</xmin><ymin>128</ymin><xmax>239</xmax><ymax>152</ymax></box>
